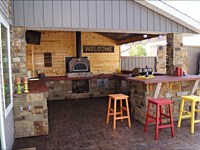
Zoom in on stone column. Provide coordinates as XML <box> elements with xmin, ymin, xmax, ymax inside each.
<box><xmin>166</xmin><ymin>33</ymin><xmax>188</xmax><ymax>75</ymax></box>
<box><xmin>156</xmin><ymin>45</ymin><xmax>166</xmax><ymax>73</ymax></box>
<box><xmin>10</xmin><ymin>27</ymin><xmax>27</xmax><ymax>92</ymax></box>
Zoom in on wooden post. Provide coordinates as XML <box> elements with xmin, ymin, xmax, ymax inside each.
<box><xmin>153</xmin><ymin>83</ymin><xmax>162</xmax><ymax>99</ymax></box>
<box><xmin>191</xmin><ymin>80</ymin><xmax>200</xmax><ymax>95</ymax></box>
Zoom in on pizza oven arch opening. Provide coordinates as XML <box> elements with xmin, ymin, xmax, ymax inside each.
<box><xmin>73</xmin><ymin>62</ymin><xmax>88</xmax><ymax>72</ymax></box>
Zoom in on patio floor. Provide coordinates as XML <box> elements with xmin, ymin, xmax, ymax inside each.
<box><xmin>13</xmin><ymin>97</ymin><xmax>200</xmax><ymax>150</ymax></box>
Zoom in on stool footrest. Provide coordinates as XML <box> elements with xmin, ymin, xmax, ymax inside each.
<box><xmin>158</xmin><ymin>124</ymin><xmax>172</xmax><ymax>129</ymax></box>
<box><xmin>182</xmin><ymin>110</ymin><xmax>191</xmax><ymax>115</ymax></box>
<box><xmin>195</xmin><ymin>109</ymin><xmax>200</xmax><ymax>112</ymax></box>
<box><xmin>116</xmin><ymin>116</ymin><xmax>129</xmax><ymax>120</ymax></box>
<box><xmin>194</xmin><ymin>120</ymin><xmax>200</xmax><ymax>123</ymax></box>
<box><xmin>109</xmin><ymin>112</ymin><xmax>122</xmax><ymax>116</ymax></box>
<box><xmin>109</xmin><ymin>108</ymin><xmax>114</xmax><ymax>112</ymax></box>
<box><xmin>121</xmin><ymin>107</ymin><xmax>127</xmax><ymax>111</ymax></box>
<box><xmin>160</xmin><ymin>113</ymin><xmax>170</xmax><ymax>118</ymax></box>
<box><xmin>181</xmin><ymin>115</ymin><xmax>192</xmax><ymax>119</ymax></box>
<box><xmin>147</xmin><ymin>114</ymin><xmax>156</xmax><ymax>120</ymax></box>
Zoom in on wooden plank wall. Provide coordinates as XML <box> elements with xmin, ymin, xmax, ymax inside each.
<box><xmin>26</xmin><ymin>32</ymin><xmax>120</xmax><ymax>77</ymax></box>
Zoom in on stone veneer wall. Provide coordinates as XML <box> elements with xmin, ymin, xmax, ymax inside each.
<box><xmin>10</xmin><ymin>27</ymin><xmax>27</xmax><ymax>92</ymax></box>
<box><xmin>13</xmin><ymin>92</ymin><xmax>48</xmax><ymax>138</ymax></box>
<box><xmin>166</xmin><ymin>33</ymin><xmax>188</xmax><ymax>75</ymax></box>
<box><xmin>156</xmin><ymin>45</ymin><xmax>167</xmax><ymax>73</ymax></box>
<box><xmin>46</xmin><ymin>78</ymin><xmax>115</xmax><ymax>100</ymax></box>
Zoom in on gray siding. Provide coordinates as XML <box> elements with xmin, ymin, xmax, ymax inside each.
<box><xmin>4</xmin><ymin>110</ymin><xmax>14</xmax><ymax>149</ymax></box>
<box><xmin>187</xmin><ymin>47</ymin><xmax>200</xmax><ymax>75</ymax></box>
<box><xmin>121</xmin><ymin>56</ymin><xmax>157</xmax><ymax>71</ymax></box>
<box><xmin>0</xmin><ymin>0</ymin><xmax>8</xmax><ymax>22</ymax></box>
<box><xmin>11</xmin><ymin>0</ymin><xmax>195</xmax><ymax>34</ymax></box>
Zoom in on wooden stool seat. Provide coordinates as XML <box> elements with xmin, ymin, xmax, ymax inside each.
<box><xmin>144</xmin><ymin>98</ymin><xmax>174</xmax><ymax>140</ymax></box>
<box><xmin>177</xmin><ymin>95</ymin><xmax>200</xmax><ymax>133</ymax></box>
<box><xmin>106</xmin><ymin>94</ymin><xmax>131</xmax><ymax>129</ymax></box>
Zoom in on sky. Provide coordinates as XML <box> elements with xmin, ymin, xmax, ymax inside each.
<box><xmin>163</xmin><ymin>1</ymin><xmax>200</xmax><ymax>46</ymax></box>
<box><xmin>163</xmin><ymin>1</ymin><xmax>200</xmax><ymax>22</ymax></box>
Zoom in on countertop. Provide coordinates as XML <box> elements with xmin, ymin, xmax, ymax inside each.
<box><xmin>26</xmin><ymin>74</ymin><xmax>113</xmax><ymax>93</ymax></box>
<box><xmin>113</xmin><ymin>74</ymin><xmax>200</xmax><ymax>84</ymax></box>
<box><xmin>26</xmin><ymin>74</ymin><xmax>200</xmax><ymax>94</ymax></box>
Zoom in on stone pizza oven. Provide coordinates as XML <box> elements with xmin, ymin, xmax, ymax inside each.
<box><xmin>66</xmin><ymin>31</ymin><xmax>90</xmax><ymax>73</ymax></box>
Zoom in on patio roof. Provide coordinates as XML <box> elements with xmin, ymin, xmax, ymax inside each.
<box><xmin>137</xmin><ymin>0</ymin><xmax>200</xmax><ymax>34</ymax></box>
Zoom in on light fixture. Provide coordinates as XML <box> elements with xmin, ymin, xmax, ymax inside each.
<box><xmin>158</xmin><ymin>35</ymin><xmax>162</xmax><ymax>40</ymax></box>
<box><xmin>143</xmin><ymin>34</ymin><xmax>147</xmax><ymax>38</ymax></box>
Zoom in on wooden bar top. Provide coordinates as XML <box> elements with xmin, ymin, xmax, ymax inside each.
<box><xmin>114</xmin><ymin>74</ymin><xmax>200</xmax><ymax>84</ymax></box>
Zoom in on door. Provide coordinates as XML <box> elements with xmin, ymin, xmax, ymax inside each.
<box><xmin>0</xmin><ymin>14</ymin><xmax>12</xmax><ymax>150</ymax></box>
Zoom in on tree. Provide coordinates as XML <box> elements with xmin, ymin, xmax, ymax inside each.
<box><xmin>129</xmin><ymin>44</ymin><xmax>146</xmax><ymax>56</ymax></box>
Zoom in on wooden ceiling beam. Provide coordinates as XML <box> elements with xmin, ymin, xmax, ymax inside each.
<box><xmin>117</xmin><ymin>35</ymin><xmax>159</xmax><ymax>45</ymax></box>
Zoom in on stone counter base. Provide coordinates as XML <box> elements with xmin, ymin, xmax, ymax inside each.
<box><xmin>46</xmin><ymin>79</ymin><xmax>114</xmax><ymax>100</ymax></box>
<box><xmin>13</xmin><ymin>92</ymin><xmax>48</xmax><ymax>138</ymax></box>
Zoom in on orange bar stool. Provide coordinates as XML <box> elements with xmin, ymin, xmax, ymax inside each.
<box><xmin>144</xmin><ymin>98</ymin><xmax>174</xmax><ymax>140</ymax></box>
<box><xmin>106</xmin><ymin>94</ymin><xmax>131</xmax><ymax>129</ymax></box>
<box><xmin>177</xmin><ymin>95</ymin><xmax>200</xmax><ymax>133</ymax></box>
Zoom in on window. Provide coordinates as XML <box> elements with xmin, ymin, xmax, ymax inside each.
<box><xmin>0</xmin><ymin>15</ymin><xmax>13</xmax><ymax>117</ymax></box>
<box><xmin>44</xmin><ymin>53</ymin><xmax>52</xmax><ymax>67</ymax></box>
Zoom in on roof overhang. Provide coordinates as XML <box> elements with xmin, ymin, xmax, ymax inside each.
<box><xmin>136</xmin><ymin>0</ymin><xmax>200</xmax><ymax>34</ymax></box>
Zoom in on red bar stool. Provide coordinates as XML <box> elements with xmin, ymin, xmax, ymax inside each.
<box><xmin>144</xmin><ymin>98</ymin><xmax>174</xmax><ymax>140</ymax></box>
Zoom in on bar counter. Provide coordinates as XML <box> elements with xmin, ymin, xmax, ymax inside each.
<box><xmin>114</xmin><ymin>74</ymin><xmax>200</xmax><ymax>84</ymax></box>
<box><xmin>113</xmin><ymin>74</ymin><xmax>200</xmax><ymax>124</ymax></box>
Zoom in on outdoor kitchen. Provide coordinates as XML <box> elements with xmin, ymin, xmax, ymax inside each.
<box><xmin>11</xmin><ymin>28</ymin><xmax>200</xmax><ymax>139</ymax></box>
<box><xmin>1</xmin><ymin>0</ymin><xmax>200</xmax><ymax>149</ymax></box>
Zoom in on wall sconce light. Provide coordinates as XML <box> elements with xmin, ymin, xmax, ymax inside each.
<box><xmin>158</xmin><ymin>35</ymin><xmax>163</xmax><ymax>40</ymax></box>
<box><xmin>143</xmin><ymin>34</ymin><xmax>147</xmax><ymax>38</ymax></box>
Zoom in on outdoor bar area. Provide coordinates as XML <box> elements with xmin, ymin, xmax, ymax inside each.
<box><xmin>12</xmin><ymin>29</ymin><xmax>200</xmax><ymax>138</ymax></box>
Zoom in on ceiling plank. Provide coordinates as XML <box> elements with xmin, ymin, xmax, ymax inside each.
<box><xmin>117</xmin><ymin>34</ymin><xmax>158</xmax><ymax>45</ymax></box>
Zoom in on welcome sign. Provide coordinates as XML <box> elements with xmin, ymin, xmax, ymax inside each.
<box><xmin>83</xmin><ymin>45</ymin><xmax>114</xmax><ymax>53</ymax></box>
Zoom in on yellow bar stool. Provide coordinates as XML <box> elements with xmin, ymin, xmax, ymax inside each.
<box><xmin>177</xmin><ymin>95</ymin><xmax>200</xmax><ymax>133</ymax></box>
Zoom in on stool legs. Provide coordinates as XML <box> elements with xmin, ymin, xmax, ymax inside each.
<box><xmin>106</xmin><ymin>97</ymin><xmax>112</xmax><ymax>124</ymax></box>
<box><xmin>155</xmin><ymin>104</ymin><xmax>159</xmax><ymax>140</ymax></box>
<box><xmin>177</xmin><ymin>99</ymin><xmax>185</xmax><ymax>128</ymax></box>
<box><xmin>191</xmin><ymin>101</ymin><xmax>195</xmax><ymax>133</ymax></box>
<box><xmin>120</xmin><ymin>99</ymin><xmax>123</xmax><ymax>122</ymax></box>
<box><xmin>159</xmin><ymin>105</ymin><xmax>162</xmax><ymax>129</ymax></box>
<box><xmin>113</xmin><ymin>99</ymin><xmax>117</xmax><ymax>129</ymax></box>
<box><xmin>125</xmin><ymin>98</ymin><xmax>131</xmax><ymax>127</ymax></box>
<box><xmin>144</xmin><ymin>101</ymin><xmax>151</xmax><ymax>132</ymax></box>
<box><xmin>169</xmin><ymin>104</ymin><xmax>175</xmax><ymax>137</ymax></box>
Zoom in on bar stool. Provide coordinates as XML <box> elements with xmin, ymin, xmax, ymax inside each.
<box><xmin>144</xmin><ymin>98</ymin><xmax>174</xmax><ymax>140</ymax></box>
<box><xmin>177</xmin><ymin>95</ymin><xmax>200</xmax><ymax>133</ymax></box>
<box><xmin>106</xmin><ymin>94</ymin><xmax>131</xmax><ymax>129</ymax></box>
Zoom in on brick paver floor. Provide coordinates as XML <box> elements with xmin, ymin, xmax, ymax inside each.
<box><xmin>13</xmin><ymin>97</ymin><xmax>200</xmax><ymax>149</ymax></box>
